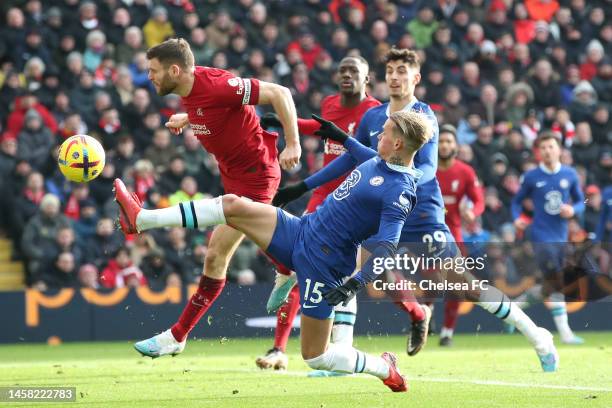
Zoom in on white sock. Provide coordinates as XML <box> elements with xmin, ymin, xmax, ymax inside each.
<box><xmin>548</xmin><ymin>293</ymin><xmax>573</xmax><ymax>339</ymax></box>
<box><xmin>137</xmin><ymin>197</ymin><xmax>226</xmax><ymax>231</ymax></box>
<box><xmin>304</xmin><ymin>343</ymin><xmax>389</xmax><ymax>379</ymax></box>
<box><xmin>332</xmin><ymin>296</ymin><xmax>357</xmax><ymax>345</ymax></box>
<box><xmin>440</xmin><ymin>327</ymin><xmax>454</xmax><ymax>338</ymax></box>
<box><xmin>478</xmin><ymin>285</ymin><xmax>540</xmax><ymax>346</ymax></box>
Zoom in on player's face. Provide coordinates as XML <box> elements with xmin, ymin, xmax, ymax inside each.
<box><xmin>148</xmin><ymin>58</ymin><xmax>179</xmax><ymax>96</ymax></box>
<box><xmin>337</xmin><ymin>58</ymin><xmax>367</xmax><ymax>96</ymax></box>
<box><xmin>385</xmin><ymin>60</ymin><xmax>420</xmax><ymax>100</ymax></box>
<box><xmin>377</xmin><ymin>119</ymin><xmax>401</xmax><ymax>159</ymax></box>
<box><xmin>438</xmin><ymin>132</ymin><xmax>457</xmax><ymax>160</ymax></box>
<box><xmin>539</xmin><ymin>139</ymin><xmax>561</xmax><ymax>165</ymax></box>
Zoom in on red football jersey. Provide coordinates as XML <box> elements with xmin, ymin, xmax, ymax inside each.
<box><xmin>436</xmin><ymin>159</ymin><xmax>484</xmax><ymax>241</ymax></box>
<box><xmin>299</xmin><ymin>94</ymin><xmax>381</xmax><ymax>201</ymax></box>
<box><xmin>181</xmin><ymin>66</ymin><xmax>280</xmax><ymax>202</ymax></box>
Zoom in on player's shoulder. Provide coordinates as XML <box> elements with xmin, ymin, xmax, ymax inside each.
<box><xmin>321</xmin><ymin>94</ymin><xmax>340</xmax><ymax>109</ymax></box>
<box><xmin>364</xmin><ymin>103</ymin><xmax>387</xmax><ymax>118</ymax></box>
<box><xmin>363</xmin><ymin>95</ymin><xmax>382</xmax><ymax>108</ymax></box>
<box><xmin>560</xmin><ymin>165</ymin><xmax>579</xmax><ymax>178</ymax></box>
<box><xmin>412</xmin><ymin>100</ymin><xmax>433</xmax><ymax>114</ymax></box>
<box><xmin>454</xmin><ymin>159</ymin><xmax>475</xmax><ymax>174</ymax></box>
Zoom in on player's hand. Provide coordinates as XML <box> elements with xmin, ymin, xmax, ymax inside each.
<box><xmin>323</xmin><ymin>278</ymin><xmax>363</xmax><ymax>306</ymax></box>
<box><xmin>272</xmin><ymin>181</ymin><xmax>308</xmax><ymax>207</ymax></box>
<box><xmin>461</xmin><ymin>208</ymin><xmax>476</xmax><ymax>224</ymax></box>
<box><xmin>312</xmin><ymin>114</ymin><xmax>348</xmax><ymax>144</ymax></box>
<box><xmin>165</xmin><ymin>113</ymin><xmax>189</xmax><ymax>135</ymax></box>
<box><xmin>559</xmin><ymin>204</ymin><xmax>575</xmax><ymax>219</ymax></box>
<box><xmin>514</xmin><ymin>217</ymin><xmax>529</xmax><ymax>231</ymax></box>
<box><xmin>260</xmin><ymin>112</ymin><xmax>282</xmax><ymax>130</ymax></box>
<box><xmin>279</xmin><ymin>144</ymin><xmax>301</xmax><ymax>170</ymax></box>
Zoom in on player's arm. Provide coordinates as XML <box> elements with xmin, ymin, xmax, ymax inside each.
<box><xmin>561</xmin><ymin>172</ymin><xmax>585</xmax><ymax>219</ymax></box>
<box><xmin>312</xmin><ymin>114</ymin><xmax>376</xmax><ymax>163</ymax></box>
<box><xmin>323</xmin><ymin>187</ymin><xmax>414</xmax><ymax>306</ymax></box>
<box><xmin>463</xmin><ymin>168</ymin><xmax>485</xmax><ymax>222</ymax></box>
<box><xmin>258</xmin><ymin>81</ymin><xmax>301</xmax><ymax>169</ymax></box>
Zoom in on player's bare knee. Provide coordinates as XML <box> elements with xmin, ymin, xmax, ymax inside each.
<box><xmin>221</xmin><ymin>194</ymin><xmax>241</xmax><ymax>216</ymax></box>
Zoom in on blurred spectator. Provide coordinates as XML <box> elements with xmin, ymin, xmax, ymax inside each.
<box><xmin>100</xmin><ymin>247</ymin><xmax>147</xmax><ymax>289</ymax></box>
<box><xmin>32</xmin><ymin>252</ymin><xmax>77</xmax><ymax>290</ymax></box>
<box><xmin>73</xmin><ymin>199</ymin><xmax>99</xmax><ymax>242</ymax></box>
<box><xmin>205</xmin><ymin>9</ymin><xmax>237</xmax><ymax>52</ymax></box>
<box><xmin>0</xmin><ymin>132</ymin><xmax>18</xmax><ymax>180</ymax></box>
<box><xmin>501</xmin><ymin>129</ymin><xmax>532</xmax><ymax>174</ymax></box>
<box><xmin>83</xmin><ymin>30</ymin><xmax>107</xmax><ymax>72</ymax></box>
<box><xmin>63</xmin><ymin>183</ymin><xmax>90</xmax><ymax>220</ymax></box>
<box><xmin>407</xmin><ymin>5</ymin><xmax>439</xmax><ymax>49</ymax></box>
<box><xmin>131</xmin><ymin>159</ymin><xmax>156</xmax><ymax>203</ymax></box>
<box><xmin>115</xmin><ymin>26</ymin><xmax>146</xmax><ymax>65</ymax></box>
<box><xmin>169</xmin><ymin>176</ymin><xmax>205</xmax><ymax>206</ymax></box>
<box><xmin>583</xmin><ymin>185</ymin><xmax>602</xmax><ymax>238</ymax></box>
<box><xmin>590</xmin><ymin>105</ymin><xmax>611</xmax><ymax>146</ymax></box>
<box><xmin>71</xmin><ymin>1</ymin><xmax>104</xmax><ymax>50</ymax></box>
<box><xmin>591</xmin><ymin>58</ymin><xmax>612</xmax><ymax>104</ymax></box>
<box><xmin>7</xmin><ymin>92</ymin><xmax>58</xmax><ymax>136</ymax></box>
<box><xmin>569</xmin><ymin>80</ymin><xmax>598</xmax><ymax>123</ymax></box>
<box><xmin>143</xmin><ymin>6</ymin><xmax>175</xmax><ymax>48</ymax></box>
<box><xmin>107</xmin><ymin>8</ymin><xmax>131</xmax><ymax>46</ymax></box>
<box><xmin>482</xmin><ymin>187</ymin><xmax>511</xmax><ymax>234</ymax></box>
<box><xmin>163</xmin><ymin>227</ymin><xmax>196</xmax><ymax>283</ymax></box>
<box><xmin>41</xmin><ymin>226</ymin><xmax>84</xmax><ymax>272</ymax></box>
<box><xmin>571</xmin><ymin>122</ymin><xmax>599</xmax><ymax>173</ymax></box>
<box><xmin>140</xmin><ymin>247</ymin><xmax>178</xmax><ymax>288</ymax></box>
<box><xmin>528</xmin><ymin>59</ymin><xmax>561</xmax><ymax>114</ymax></box>
<box><xmin>21</xmin><ymin>193</ymin><xmax>71</xmax><ymax>279</ymax></box>
<box><xmin>158</xmin><ymin>155</ymin><xmax>187</xmax><ymax>196</ymax></box>
<box><xmin>144</xmin><ymin>128</ymin><xmax>176</xmax><ymax>174</ymax></box>
<box><xmin>84</xmin><ymin>217</ymin><xmax>124</xmax><ymax>271</ymax></box>
<box><xmin>505</xmin><ymin>82</ymin><xmax>534</xmax><ymax>128</ymax></box>
<box><xmin>525</xmin><ymin>0</ymin><xmax>559</xmax><ymax>23</ymax></box>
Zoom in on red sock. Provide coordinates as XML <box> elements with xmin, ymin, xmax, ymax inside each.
<box><xmin>171</xmin><ymin>275</ymin><xmax>226</xmax><ymax>342</ymax></box>
<box><xmin>387</xmin><ymin>271</ymin><xmax>424</xmax><ymax>321</ymax></box>
<box><xmin>266</xmin><ymin>252</ymin><xmax>292</xmax><ymax>276</ymax></box>
<box><xmin>273</xmin><ymin>285</ymin><xmax>300</xmax><ymax>352</ymax></box>
<box><xmin>443</xmin><ymin>300</ymin><xmax>460</xmax><ymax>329</ymax></box>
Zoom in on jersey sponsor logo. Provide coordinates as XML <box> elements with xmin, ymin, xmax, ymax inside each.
<box><xmin>191</xmin><ymin>123</ymin><xmax>211</xmax><ymax>136</ymax></box>
<box><xmin>560</xmin><ymin>178</ymin><xmax>569</xmax><ymax>189</ymax></box>
<box><xmin>536</xmin><ymin>181</ymin><xmax>547</xmax><ymax>188</ymax></box>
<box><xmin>333</xmin><ymin>169</ymin><xmax>361</xmax><ymax>201</ymax></box>
<box><xmin>451</xmin><ymin>179</ymin><xmax>459</xmax><ymax>192</ymax></box>
<box><xmin>324</xmin><ymin>140</ymin><xmax>346</xmax><ymax>156</ymax></box>
<box><xmin>369</xmin><ymin>130</ymin><xmax>379</xmax><ymax>137</ymax></box>
<box><xmin>443</xmin><ymin>195</ymin><xmax>457</xmax><ymax>204</ymax></box>
<box><xmin>369</xmin><ymin>176</ymin><xmax>384</xmax><ymax>186</ymax></box>
<box><xmin>544</xmin><ymin>190</ymin><xmax>563</xmax><ymax>215</ymax></box>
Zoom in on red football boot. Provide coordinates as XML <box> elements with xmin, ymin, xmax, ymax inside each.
<box><xmin>113</xmin><ymin>178</ymin><xmax>143</xmax><ymax>234</ymax></box>
<box><xmin>381</xmin><ymin>352</ymin><xmax>408</xmax><ymax>392</ymax></box>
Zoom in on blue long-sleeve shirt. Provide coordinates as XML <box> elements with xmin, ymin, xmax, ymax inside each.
<box><xmin>511</xmin><ymin>163</ymin><xmax>585</xmax><ymax>242</ymax></box>
<box><xmin>305</xmin><ymin>99</ymin><xmax>445</xmax><ymax>231</ymax></box>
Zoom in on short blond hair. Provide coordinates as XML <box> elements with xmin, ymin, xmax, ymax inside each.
<box><xmin>389</xmin><ymin>110</ymin><xmax>432</xmax><ymax>153</ymax></box>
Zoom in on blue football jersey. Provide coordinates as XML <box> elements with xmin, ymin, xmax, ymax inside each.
<box><xmin>304</xmin><ymin>98</ymin><xmax>445</xmax><ymax>232</ymax></box>
<box><xmin>512</xmin><ymin>164</ymin><xmax>585</xmax><ymax>242</ymax></box>
<box><xmin>302</xmin><ymin>156</ymin><xmax>420</xmax><ymax>284</ymax></box>
<box><xmin>596</xmin><ymin>186</ymin><xmax>612</xmax><ymax>242</ymax></box>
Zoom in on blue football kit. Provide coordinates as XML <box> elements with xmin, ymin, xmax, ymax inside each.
<box><xmin>304</xmin><ymin>99</ymin><xmax>458</xmax><ymax>260</ymax></box>
<box><xmin>267</xmin><ymin>138</ymin><xmax>421</xmax><ymax>319</ymax></box>
<box><xmin>511</xmin><ymin>163</ymin><xmax>585</xmax><ymax>275</ymax></box>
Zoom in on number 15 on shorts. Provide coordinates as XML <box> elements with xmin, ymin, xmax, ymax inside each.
<box><xmin>303</xmin><ymin>278</ymin><xmax>325</xmax><ymax>307</ymax></box>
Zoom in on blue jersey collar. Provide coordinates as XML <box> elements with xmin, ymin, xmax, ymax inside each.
<box><xmin>539</xmin><ymin>162</ymin><xmax>561</xmax><ymax>175</ymax></box>
<box><xmin>385</xmin><ymin>97</ymin><xmax>418</xmax><ymax>117</ymax></box>
<box><xmin>385</xmin><ymin>161</ymin><xmax>423</xmax><ymax>179</ymax></box>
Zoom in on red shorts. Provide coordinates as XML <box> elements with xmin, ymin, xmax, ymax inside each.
<box><xmin>224</xmin><ymin>171</ymin><xmax>280</xmax><ymax>204</ymax></box>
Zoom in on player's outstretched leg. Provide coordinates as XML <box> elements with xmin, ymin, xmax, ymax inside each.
<box><xmin>477</xmin><ymin>285</ymin><xmax>559</xmax><ymax>372</ymax></box>
<box><xmin>301</xmin><ymin>315</ymin><xmax>407</xmax><ymax>392</ymax></box>
<box><xmin>440</xmin><ymin>300</ymin><xmax>460</xmax><ymax>346</ymax></box>
<box><xmin>256</xmin><ymin>285</ymin><xmax>300</xmax><ymax>370</ymax></box>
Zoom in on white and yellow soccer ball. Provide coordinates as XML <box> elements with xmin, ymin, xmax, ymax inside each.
<box><xmin>57</xmin><ymin>135</ymin><xmax>106</xmax><ymax>183</ymax></box>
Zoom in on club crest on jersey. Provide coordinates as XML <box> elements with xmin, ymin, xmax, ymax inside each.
<box><xmin>333</xmin><ymin>170</ymin><xmax>361</xmax><ymax>201</ymax></box>
<box><xmin>196</xmin><ymin>108</ymin><xmax>204</xmax><ymax>116</ymax></box>
<box><xmin>369</xmin><ymin>176</ymin><xmax>384</xmax><ymax>186</ymax></box>
<box><xmin>227</xmin><ymin>78</ymin><xmax>239</xmax><ymax>87</ymax></box>
<box><xmin>347</xmin><ymin>122</ymin><xmax>356</xmax><ymax>136</ymax></box>
<box><xmin>560</xmin><ymin>178</ymin><xmax>569</xmax><ymax>189</ymax></box>
<box><xmin>451</xmin><ymin>179</ymin><xmax>459</xmax><ymax>192</ymax></box>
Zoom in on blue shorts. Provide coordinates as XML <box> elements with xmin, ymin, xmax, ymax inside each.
<box><xmin>534</xmin><ymin>243</ymin><xmax>565</xmax><ymax>277</ymax></box>
<box><xmin>398</xmin><ymin>225</ymin><xmax>459</xmax><ymax>260</ymax></box>
<box><xmin>266</xmin><ymin>209</ymin><xmax>341</xmax><ymax>320</ymax></box>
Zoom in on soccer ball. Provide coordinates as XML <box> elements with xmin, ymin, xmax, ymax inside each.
<box><xmin>58</xmin><ymin>135</ymin><xmax>106</xmax><ymax>183</ymax></box>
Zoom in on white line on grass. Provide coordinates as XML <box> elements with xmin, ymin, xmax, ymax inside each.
<box><xmin>263</xmin><ymin>369</ymin><xmax>612</xmax><ymax>392</ymax></box>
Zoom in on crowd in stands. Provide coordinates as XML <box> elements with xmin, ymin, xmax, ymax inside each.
<box><xmin>0</xmin><ymin>0</ymin><xmax>609</xmax><ymax>290</ymax></box>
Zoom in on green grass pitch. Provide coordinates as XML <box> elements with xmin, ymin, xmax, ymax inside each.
<box><xmin>1</xmin><ymin>332</ymin><xmax>610</xmax><ymax>407</ymax></box>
